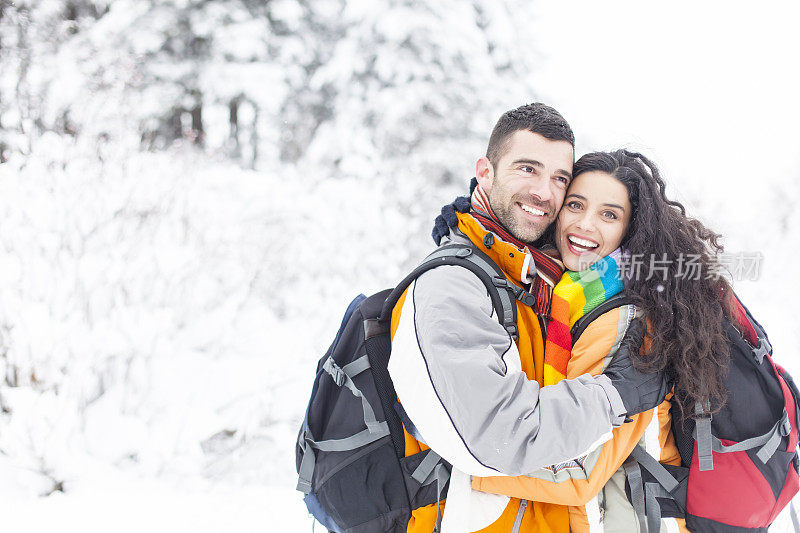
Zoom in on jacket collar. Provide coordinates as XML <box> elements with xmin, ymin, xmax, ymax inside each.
<box><xmin>452</xmin><ymin>212</ymin><xmax>564</xmax><ymax>317</ymax></box>
<box><xmin>453</xmin><ymin>212</ymin><xmax>533</xmax><ymax>287</ymax></box>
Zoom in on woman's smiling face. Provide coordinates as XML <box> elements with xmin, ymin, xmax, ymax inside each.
<box><xmin>556</xmin><ymin>170</ymin><xmax>632</xmax><ymax>271</ymax></box>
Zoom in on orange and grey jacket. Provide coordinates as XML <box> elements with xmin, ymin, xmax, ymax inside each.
<box><xmin>473</xmin><ymin>292</ymin><xmax>690</xmax><ymax>532</ymax></box>
<box><xmin>388</xmin><ymin>212</ymin><xmax>629</xmax><ymax>532</ymax></box>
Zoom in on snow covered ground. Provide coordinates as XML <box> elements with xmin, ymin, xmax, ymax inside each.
<box><xmin>0</xmin><ymin>143</ymin><xmax>448</xmax><ymax>530</ymax></box>
<box><xmin>2</xmin><ymin>470</ymin><xmax>307</xmax><ymax>532</ymax></box>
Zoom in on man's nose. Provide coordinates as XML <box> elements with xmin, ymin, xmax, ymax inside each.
<box><xmin>526</xmin><ymin>176</ymin><xmax>554</xmax><ymax>204</ymax></box>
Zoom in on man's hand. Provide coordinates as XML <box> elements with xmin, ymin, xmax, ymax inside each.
<box><xmin>602</xmin><ymin>318</ymin><xmax>672</xmax><ymax>417</ymax></box>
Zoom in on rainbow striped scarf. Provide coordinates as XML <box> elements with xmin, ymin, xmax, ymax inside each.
<box><xmin>543</xmin><ymin>248</ymin><xmax>625</xmax><ymax>385</ymax></box>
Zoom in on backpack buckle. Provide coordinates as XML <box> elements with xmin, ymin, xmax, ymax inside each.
<box><xmin>492</xmin><ymin>276</ymin><xmax>509</xmax><ymax>288</ymax></box>
<box><xmin>331</xmin><ymin>367</ymin><xmax>346</xmax><ymax>387</ymax></box>
<box><xmin>323</xmin><ymin>358</ymin><xmax>347</xmax><ymax>387</ymax></box>
<box><xmin>782</xmin><ymin>413</ymin><xmax>792</xmax><ymax>437</ymax></box>
<box><xmin>753</xmin><ymin>337</ymin><xmax>772</xmax><ymax>364</ymax></box>
<box><xmin>505</xmin><ymin>323</ymin><xmax>518</xmax><ymax>340</ymax></box>
<box><xmin>494</xmin><ymin>277</ymin><xmax>531</xmax><ymax>304</ymax></box>
<box><xmin>516</xmin><ymin>292</ymin><xmax>536</xmax><ymax>307</ymax></box>
<box><xmin>694</xmin><ymin>402</ymin><xmax>712</xmax><ymax>419</ymax></box>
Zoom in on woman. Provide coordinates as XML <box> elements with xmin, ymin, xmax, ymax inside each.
<box><xmin>467</xmin><ymin>149</ymin><xmax>736</xmax><ymax>532</ymax></box>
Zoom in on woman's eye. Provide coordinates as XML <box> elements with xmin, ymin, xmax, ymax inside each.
<box><xmin>567</xmin><ymin>201</ymin><xmax>582</xmax><ymax>210</ymax></box>
<box><xmin>520</xmin><ymin>165</ymin><xmax>534</xmax><ymax>173</ymax></box>
<box><xmin>602</xmin><ymin>211</ymin><xmax>618</xmax><ymax>220</ymax></box>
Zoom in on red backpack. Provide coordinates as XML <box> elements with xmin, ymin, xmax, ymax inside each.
<box><xmin>617</xmin><ymin>296</ymin><xmax>800</xmax><ymax>532</ymax></box>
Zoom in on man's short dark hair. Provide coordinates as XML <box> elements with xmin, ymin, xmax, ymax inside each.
<box><xmin>486</xmin><ymin>103</ymin><xmax>575</xmax><ymax>167</ymax></box>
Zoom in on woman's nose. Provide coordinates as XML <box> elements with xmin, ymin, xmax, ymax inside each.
<box><xmin>576</xmin><ymin>213</ymin><xmax>596</xmax><ymax>232</ymax></box>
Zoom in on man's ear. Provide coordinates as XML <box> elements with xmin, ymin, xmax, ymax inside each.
<box><xmin>475</xmin><ymin>157</ymin><xmax>494</xmax><ymax>193</ymax></box>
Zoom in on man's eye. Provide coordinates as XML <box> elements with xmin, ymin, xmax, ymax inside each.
<box><xmin>554</xmin><ymin>176</ymin><xmax>569</xmax><ymax>184</ymax></box>
<box><xmin>520</xmin><ymin>166</ymin><xmax>534</xmax><ymax>173</ymax></box>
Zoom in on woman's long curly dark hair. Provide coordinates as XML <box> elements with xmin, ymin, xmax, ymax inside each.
<box><xmin>573</xmin><ymin>150</ymin><xmax>733</xmax><ymax>418</ymax></box>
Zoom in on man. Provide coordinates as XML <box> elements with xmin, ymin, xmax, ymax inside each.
<box><xmin>387</xmin><ymin>103</ymin><xmax>665</xmax><ymax>531</ymax></box>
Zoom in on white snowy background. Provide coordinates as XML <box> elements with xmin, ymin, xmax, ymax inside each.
<box><xmin>0</xmin><ymin>0</ymin><xmax>798</xmax><ymax>531</ymax></box>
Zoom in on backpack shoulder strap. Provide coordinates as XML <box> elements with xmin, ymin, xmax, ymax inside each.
<box><xmin>570</xmin><ymin>293</ymin><xmax>632</xmax><ymax>344</ymax></box>
<box><xmin>729</xmin><ymin>292</ymin><xmax>772</xmax><ymax>363</ymax></box>
<box><xmin>378</xmin><ymin>241</ymin><xmax>534</xmax><ymax>340</ymax></box>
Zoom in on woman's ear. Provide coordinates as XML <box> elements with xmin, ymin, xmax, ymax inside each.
<box><xmin>475</xmin><ymin>157</ymin><xmax>494</xmax><ymax>194</ymax></box>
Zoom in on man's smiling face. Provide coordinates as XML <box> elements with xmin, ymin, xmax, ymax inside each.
<box><xmin>476</xmin><ymin>130</ymin><xmax>574</xmax><ymax>245</ymax></box>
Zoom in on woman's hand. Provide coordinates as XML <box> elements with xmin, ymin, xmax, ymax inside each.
<box><xmin>432</xmin><ymin>194</ymin><xmax>471</xmax><ymax>245</ymax></box>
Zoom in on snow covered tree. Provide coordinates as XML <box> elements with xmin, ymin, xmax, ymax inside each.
<box><xmin>0</xmin><ymin>0</ymin><xmax>549</xmax><ymax>494</ymax></box>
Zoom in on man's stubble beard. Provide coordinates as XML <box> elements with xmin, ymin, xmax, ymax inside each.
<box><xmin>490</xmin><ymin>192</ymin><xmax>555</xmax><ymax>246</ymax></box>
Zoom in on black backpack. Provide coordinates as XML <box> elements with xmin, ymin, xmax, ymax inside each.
<box><xmin>572</xmin><ymin>294</ymin><xmax>800</xmax><ymax>532</ymax></box>
<box><xmin>295</xmin><ymin>241</ymin><xmax>536</xmax><ymax>533</ymax></box>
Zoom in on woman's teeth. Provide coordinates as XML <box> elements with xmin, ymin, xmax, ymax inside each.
<box><xmin>521</xmin><ymin>204</ymin><xmax>545</xmax><ymax>216</ymax></box>
<box><xmin>568</xmin><ymin>235</ymin><xmax>599</xmax><ymax>251</ymax></box>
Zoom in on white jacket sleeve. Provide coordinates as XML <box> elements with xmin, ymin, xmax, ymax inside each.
<box><xmin>388</xmin><ymin>265</ymin><xmax>626</xmax><ymax>477</ymax></box>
